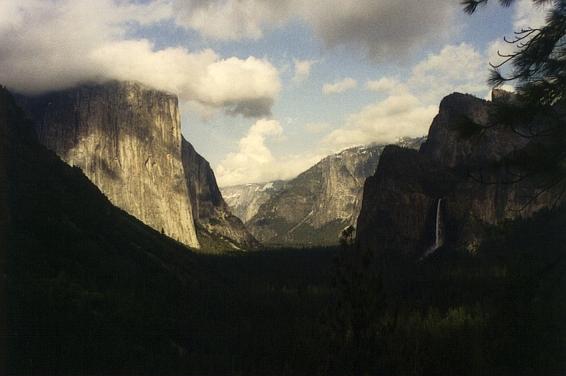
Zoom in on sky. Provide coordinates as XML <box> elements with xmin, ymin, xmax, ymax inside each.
<box><xmin>0</xmin><ymin>0</ymin><xmax>550</xmax><ymax>186</ymax></box>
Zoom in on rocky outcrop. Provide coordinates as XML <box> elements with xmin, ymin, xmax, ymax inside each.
<box><xmin>181</xmin><ymin>137</ymin><xmax>259</xmax><ymax>250</ymax></box>
<box><xmin>238</xmin><ymin>140</ymin><xmax>424</xmax><ymax>246</ymax></box>
<box><xmin>356</xmin><ymin>92</ymin><xmax>561</xmax><ymax>258</ymax></box>
<box><xmin>17</xmin><ymin>81</ymin><xmax>200</xmax><ymax>248</ymax></box>
<box><xmin>222</xmin><ymin>181</ymin><xmax>288</xmax><ymax>223</ymax></box>
<box><xmin>356</xmin><ymin>146</ymin><xmax>455</xmax><ymax>255</ymax></box>
<box><xmin>420</xmin><ymin>92</ymin><xmax>529</xmax><ymax>169</ymax></box>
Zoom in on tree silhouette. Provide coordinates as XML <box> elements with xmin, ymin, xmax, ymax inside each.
<box><xmin>324</xmin><ymin>229</ymin><xmax>386</xmax><ymax>375</ymax></box>
<box><xmin>462</xmin><ymin>0</ymin><xmax>566</xmax><ymax>206</ymax></box>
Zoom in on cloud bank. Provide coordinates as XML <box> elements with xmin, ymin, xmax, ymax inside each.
<box><xmin>0</xmin><ymin>0</ymin><xmax>280</xmax><ymax>117</ymax></box>
<box><xmin>323</xmin><ymin>94</ymin><xmax>437</xmax><ymax>149</ymax></box>
<box><xmin>173</xmin><ymin>0</ymin><xmax>457</xmax><ymax>60</ymax></box>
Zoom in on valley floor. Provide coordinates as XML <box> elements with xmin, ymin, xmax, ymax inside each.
<box><xmin>7</xmin><ymin>208</ymin><xmax>566</xmax><ymax>375</ymax></box>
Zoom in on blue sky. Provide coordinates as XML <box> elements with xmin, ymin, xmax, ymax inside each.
<box><xmin>0</xmin><ymin>0</ymin><xmax>548</xmax><ymax>186</ymax></box>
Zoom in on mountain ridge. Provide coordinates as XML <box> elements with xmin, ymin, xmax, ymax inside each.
<box><xmin>223</xmin><ymin>138</ymin><xmax>425</xmax><ymax>246</ymax></box>
<box><xmin>181</xmin><ymin>137</ymin><xmax>260</xmax><ymax>251</ymax></box>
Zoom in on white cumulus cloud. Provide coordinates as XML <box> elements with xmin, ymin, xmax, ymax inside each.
<box><xmin>324</xmin><ymin>43</ymin><xmax>490</xmax><ymax>150</ymax></box>
<box><xmin>513</xmin><ymin>0</ymin><xmax>550</xmax><ymax>30</ymax></box>
<box><xmin>408</xmin><ymin>43</ymin><xmax>487</xmax><ymax>103</ymax></box>
<box><xmin>0</xmin><ymin>0</ymin><xmax>281</xmax><ymax>118</ymax></box>
<box><xmin>366</xmin><ymin>77</ymin><xmax>406</xmax><ymax>95</ymax></box>
<box><xmin>216</xmin><ymin>119</ymin><xmax>321</xmax><ymax>186</ymax></box>
<box><xmin>293</xmin><ymin>59</ymin><xmax>316</xmax><ymax>82</ymax></box>
<box><xmin>322</xmin><ymin>78</ymin><xmax>357</xmax><ymax>95</ymax></box>
<box><xmin>322</xmin><ymin>94</ymin><xmax>437</xmax><ymax>150</ymax></box>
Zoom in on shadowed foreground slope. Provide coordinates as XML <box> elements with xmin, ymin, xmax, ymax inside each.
<box><xmin>3</xmin><ymin>86</ymin><xmax>337</xmax><ymax>375</ymax></box>
<box><xmin>3</xmin><ymin>86</ymin><xmax>204</xmax><ymax>374</ymax></box>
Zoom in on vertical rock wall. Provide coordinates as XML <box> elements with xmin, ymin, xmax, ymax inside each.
<box><xmin>181</xmin><ymin>137</ymin><xmax>259</xmax><ymax>249</ymax></box>
<box><xmin>18</xmin><ymin>81</ymin><xmax>200</xmax><ymax>248</ymax></box>
<box><xmin>356</xmin><ymin>92</ymin><xmax>561</xmax><ymax>258</ymax></box>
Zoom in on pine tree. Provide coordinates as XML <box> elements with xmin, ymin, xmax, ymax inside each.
<box><xmin>462</xmin><ymin>0</ymin><xmax>566</xmax><ymax>205</ymax></box>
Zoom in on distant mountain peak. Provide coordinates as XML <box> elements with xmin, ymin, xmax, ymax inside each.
<box><xmin>223</xmin><ymin>138</ymin><xmax>425</xmax><ymax>247</ymax></box>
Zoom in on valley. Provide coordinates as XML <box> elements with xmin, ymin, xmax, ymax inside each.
<box><xmin>5</xmin><ymin>81</ymin><xmax>564</xmax><ymax>375</ymax></box>
<box><xmin>223</xmin><ymin>138</ymin><xmax>424</xmax><ymax>247</ymax></box>
<box><xmin>2</xmin><ymin>0</ymin><xmax>565</xmax><ymax>375</ymax></box>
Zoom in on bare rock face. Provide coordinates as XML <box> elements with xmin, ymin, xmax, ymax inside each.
<box><xmin>181</xmin><ymin>137</ymin><xmax>259</xmax><ymax>250</ymax></box>
<box><xmin>420</xmin><ymin>93</ymin><xmax>528</xmax><ymax>168</ymax></box>
<box><xmin>237</xmin><ymin>141</ymin><xmax>424</xmax><ymax>246</ymax></box>
<box><xmin>17</xmin><ymin>81</ymin><xmax>200</xmax><ymax>248</ymax></box>
<box><xmin>356</xmin><ymin>92</ymin><xmax>561</xmax><ymax>258</ymax></box>
<box><xmin>222</xmin><ymin>181</ymin><xmax>288</xmax><ymax>223</ymax></box>
<box><xmin>356</xmin><ymin>146</ymin><xmax>454</xmax><ymax>255</ymax></box>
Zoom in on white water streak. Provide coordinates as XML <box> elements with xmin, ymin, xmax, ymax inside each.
<box><xmin>421</xmin><ymin>198</ymin><xmax>443</xmax><ymax>259</ymax></box>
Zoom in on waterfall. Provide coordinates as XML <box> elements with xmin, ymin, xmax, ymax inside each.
<box><xmin>433</xmin><ymin>198</ymin><xmax>443</xmax><ymax>249</ymax></box>
<box><xmin>421</xmin><ymin>198</ymin><xmax>443</xmax><ymax>259</ymax></box>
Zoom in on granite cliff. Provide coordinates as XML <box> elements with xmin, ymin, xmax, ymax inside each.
<box><xmin>222</xmin><ymin>181</ymin><xmax>288</xmax><ymax>223</ymax></box>
<box><xmin>356</xmin><ymin>91</ymin><xmax>562</xmax><ymax>258</ymax></box>
<box><xmin>17</xmin><ymin>81</ymin><xmax>200</xmax><ymax>248</ymax></box>
<box><xmin>2</xmin><ymin>86</ymin><xmax>238</xmax><ymax>373</ymax></box>
<box><xmin>229</xmin><ymin>140</ymin><xmax>424</xmax><ymax>246</ymax></box>
<box><xmin>181</xmin><ymin>137</ymin><xmax>259</xmax><ymax>250</ymax></box>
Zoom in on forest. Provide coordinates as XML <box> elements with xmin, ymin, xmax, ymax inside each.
<box><xmin>4</xmin><ymin>0</ymin><xmax>566</xmax><ymax>375</ymax></box>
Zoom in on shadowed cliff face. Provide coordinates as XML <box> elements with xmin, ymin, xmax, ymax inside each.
<box><xmin>181</xmin><ymin>137</ymin><xmax>260</xmax><ymax>251</ymax></box>
<box><xmin>356</xmin><ymin>92</ymin><xmax>562</xmax><ymax>258</ymax></box>
<box><xmin>17</xmin><ymin>81</ymin><xmax>200</xmax><ymax>248</ymax></box>
<box><xmin>420</xmin><ymin>92</ymin><xmax>529</xmax><ymax>168</ymax></box>
<box><xmin>356</xmin><ymin>146</ymin><xmax>456</xmax><ymax>256</ymax></box>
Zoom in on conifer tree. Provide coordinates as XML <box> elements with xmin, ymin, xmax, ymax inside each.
<box><xmin>462</xmin><ymin>0</ymin><xmax>566</xmax><ymax>204</ymax></box>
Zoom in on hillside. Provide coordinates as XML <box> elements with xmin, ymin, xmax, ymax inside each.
<box><xmin>3</xmin><ymin>86</ymin><xmax>204</xmax><ymax>373</ymax></box>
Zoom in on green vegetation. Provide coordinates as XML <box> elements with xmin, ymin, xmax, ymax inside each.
<box><xmin>5</xmin><ymin>87</ymin><xmax>565</xmax><ymax>375</ymax></box>
<box><xmin>262</xmin><ymin>219</ymin><xmax>350</xmax><ymax>248</ymax></box>
<box><xmin>324</xmin><ymin>207</ymin><xmax>565</xmax><ymax>375</ymax></box>
<box><xmin>8</xmin><ymin>203</ymin><xmax>565</xmax><ymax>375</ymax></box>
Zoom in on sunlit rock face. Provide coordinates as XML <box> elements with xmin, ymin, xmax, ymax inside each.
<box><xmin>222</xmin><ymin>181</ymin><xmax>288</xmax><ymax>224</ymax></box>
<box><xmin>181</xmin><ymin>137</ymin><xmax>260</xmax><ymax>250</ymax></box>
<box><xmin>231</xmin><ymin>146</ymin><xmax>384</xmax><ymax>246</ymax></box>
<box><xmin>17</xmin><ymin>81</ymin><xmax>200</xmax><ymax>248</ymax></box>
<box><xmin>356</xmin><ymin>92</ymin><xmax>561</xmax><ymax>258</ymax></box>
<box><xmin>224</xmin><ymin>139</ymin><xmax>424</xmax><ymax>247</ymax></box>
